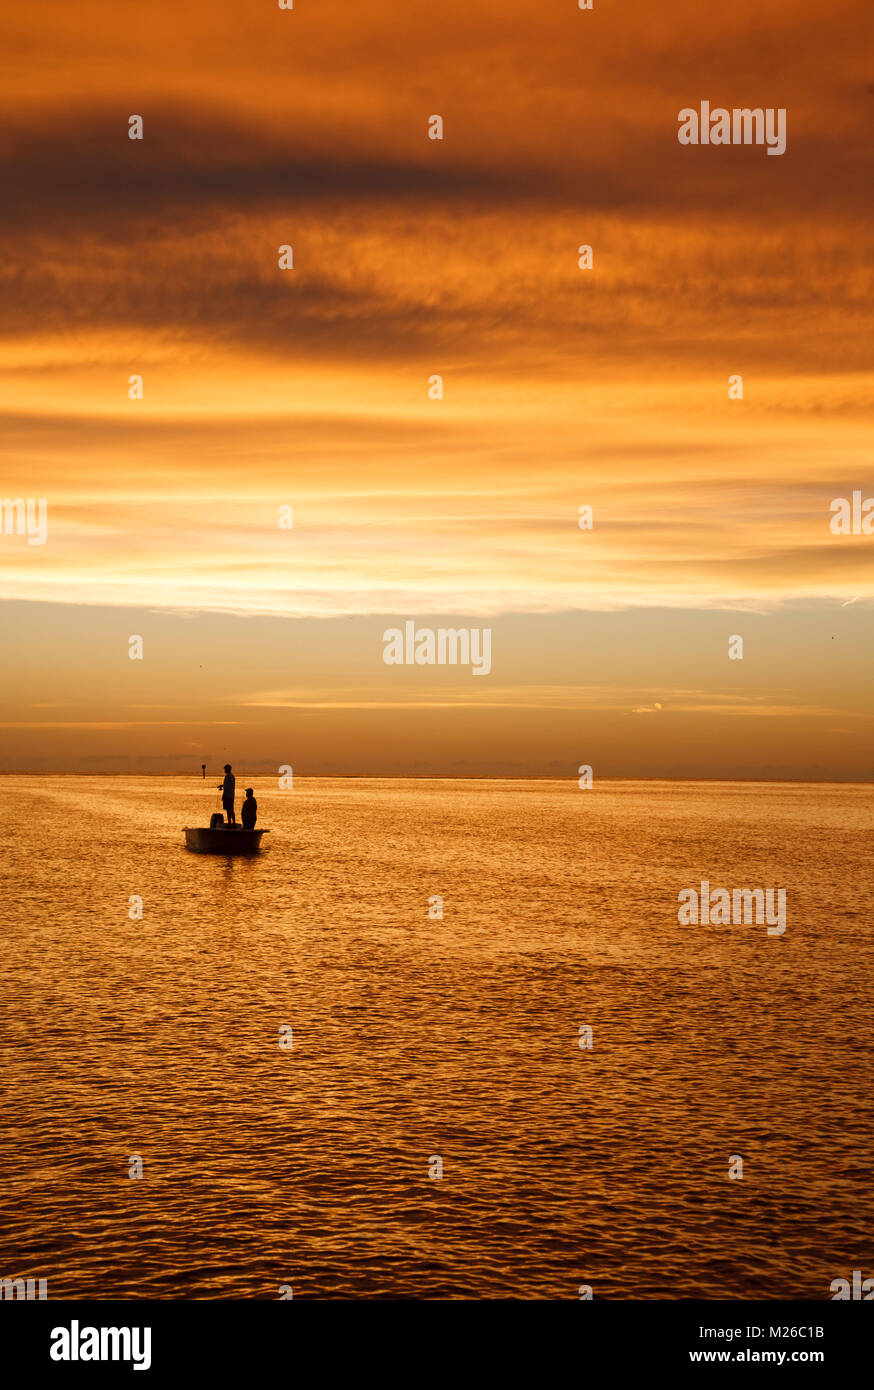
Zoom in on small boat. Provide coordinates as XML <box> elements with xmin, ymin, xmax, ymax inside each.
<box><xmin>184</xmin><ymin>825</ymin><xmax>268</xmax><ymax>855</ymax></box>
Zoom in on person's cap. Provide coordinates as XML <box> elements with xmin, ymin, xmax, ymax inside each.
<box><xmin>224</xmin><ymin>763</ymin><xmax>231</xmax><ymax>771</ymax></box>
<box><xmin>246</xmin><ymin>788</ymin><xmax>254</xmax><ymax>795</ymax></box>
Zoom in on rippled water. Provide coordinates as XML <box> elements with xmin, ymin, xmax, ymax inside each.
<box><xmin>1</xmin><ymin>776</ymin><xmax>872</xmax><ymax>1299</ymax></box>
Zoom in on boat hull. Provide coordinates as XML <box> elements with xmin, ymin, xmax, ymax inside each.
<box><xmin>184</xmin><ymin>826</ymin><xmax>266</xmax><ymax>854</ymax></box>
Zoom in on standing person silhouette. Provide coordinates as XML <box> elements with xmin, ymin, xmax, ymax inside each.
<box><xmin>218</xmin><ymin>764</ymin><xmax>236</xmax><ymax>824</ymax></box>
<box><xmin>241</xmin><ymin>788</ymin><xmax>257</xmax><ymax>829</ymax></box>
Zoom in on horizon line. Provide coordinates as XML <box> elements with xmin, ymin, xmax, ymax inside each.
<box><xmin>1</xmin><ymin>772</ymin><xmax>872</xmax><ymax>785</ymax></box>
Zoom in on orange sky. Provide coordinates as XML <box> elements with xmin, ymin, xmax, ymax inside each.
<box><xmin>0</xmin><ymin>0</ymin><xmax>872</xmax><ymax>775</ymax></box>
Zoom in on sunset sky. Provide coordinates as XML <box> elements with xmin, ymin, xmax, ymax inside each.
<box><xmin>0</xmin><ymin>0</ymin><xmax>871</xmax><ymax>776</ymax></box>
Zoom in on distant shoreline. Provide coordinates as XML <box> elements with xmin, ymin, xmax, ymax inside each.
<box><xmin>0</xmin><ymin>772</ymin><xmax>872</xmax><ymax>785</ymax></box>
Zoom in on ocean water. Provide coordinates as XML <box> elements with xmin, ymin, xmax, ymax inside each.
<box><xmin>0</xmin><ymin>775</ymin><xmax>871</xmax><ymax>1300</ymax></box>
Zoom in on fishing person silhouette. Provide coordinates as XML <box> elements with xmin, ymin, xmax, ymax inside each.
<box><xmin>241</xmin><ymin>788</ymin><xmax>257</xmax><ymax>829</ymax></box>
<box><xmin>218</xmin><ymin>764</ymin><xmax>236</xmax><ymax>824</ymax></box>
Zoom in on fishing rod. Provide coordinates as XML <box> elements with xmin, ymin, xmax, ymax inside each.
<box><xmin>204</xmin><ymin>762</ymin><xmax>227</xmax><ymax>828</ymax></box>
